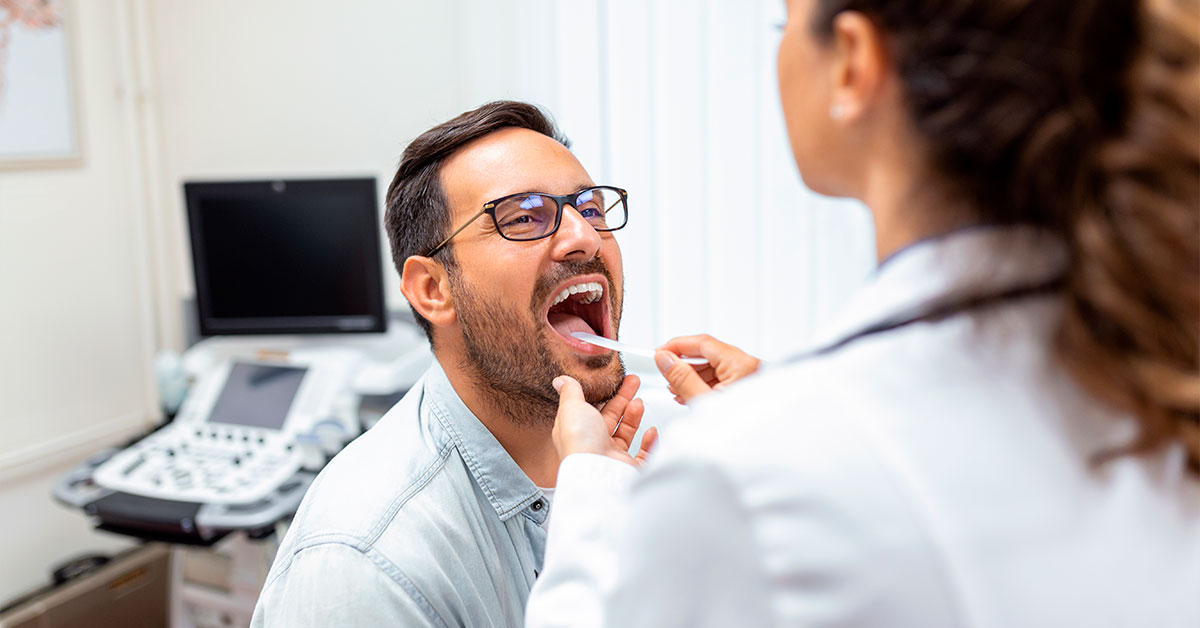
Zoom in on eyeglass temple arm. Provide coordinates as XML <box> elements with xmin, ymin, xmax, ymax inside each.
<box><xmin>424</xmin><ymin>206</ymin><xmax>491</xmax><ymax>257</ymax></box>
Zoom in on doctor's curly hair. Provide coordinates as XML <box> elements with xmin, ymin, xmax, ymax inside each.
<box><xmin>812</xmin><ymin>0</ymin><xmax>1200</xmax><ymax>471</ymax></box>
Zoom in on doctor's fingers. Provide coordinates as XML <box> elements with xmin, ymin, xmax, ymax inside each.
<box><xmin>667</xmin><ymin>367</ymin><xmax>717</xmax><ymax>397</ymax></box>
<box><xmin>611</xmin><ymin>398</ymin><xmax>646</xmax><ymax>446</ymax></box>
<box><xmin>656</xmin><ymin>350</ymin><xmax>716</xmax><ymax>403</ymax></box>
<box><xmin>600</xmin><ymin>375</ymin><xmax>641</xmax><ymax>423</ymax></box>
<box><xmin>551</xmin><ymin>376</ymin><xmax>614</xmax><ymax>458</ymax></box>
<box><xmin>710</xmin><ymin>349</ymin><xmax>760</xmax><ymax>384</ymax></box>
<box><xmin>661</xmin><ymin>335</ymin><xmax>760</xmax><ymax>383</ymax></box>
<box><xmin>634</xmin><ymin>427</ymin><xmax>658</xmax><ymax>466</ymax></box>
<box><xmin>659</xmin><ymin>334</ymin><xmax>739</xmax><ymax>363</ymax></box>
<box><xmin>552</xmin><ymin>375</ymin><xmax>587</xmax><ymax>403</ymax></box>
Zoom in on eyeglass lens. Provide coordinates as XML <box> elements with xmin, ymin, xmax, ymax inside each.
<box><xmin>492</xmin><ymin>187</ymin><xmax>627</xmax><ymax>241</ymax></box>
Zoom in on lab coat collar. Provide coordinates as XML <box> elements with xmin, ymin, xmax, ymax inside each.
<box><xmin>422</xmin><ymin>359</ymin><xmax>545</xmax><ymax>522</ymax></box>
<box><xmin>810</xmin><ymin>225</ymin><xmax>1068</xmax><ymax>350</ymax></box>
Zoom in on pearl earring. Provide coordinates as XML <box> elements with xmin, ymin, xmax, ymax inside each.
<box><xmin>829</xmin><ymin>103</ymin><xmax>845</xmax><ymax>120</ymax></box>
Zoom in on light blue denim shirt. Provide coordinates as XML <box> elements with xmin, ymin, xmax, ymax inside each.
<box><xmin>251</xmin><ymin>360</ymin><xmax>549</xmax><ymax>627</ymax></box>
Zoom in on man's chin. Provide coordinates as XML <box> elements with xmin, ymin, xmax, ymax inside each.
<box><xmin>576</xmin><ymin>351</ymin><xmax>617</xmax><ymax>370</ymax></box>
<box><xmin>560</xmin><ymin>355</ymin><xmax>625</xmax><ymax>404</ymax></box>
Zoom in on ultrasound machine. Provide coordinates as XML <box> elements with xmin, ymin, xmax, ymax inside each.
<box><xmin>54</xmin><ymin>178</ymin><xmax>431</xmax><ymax>546</ymax></box>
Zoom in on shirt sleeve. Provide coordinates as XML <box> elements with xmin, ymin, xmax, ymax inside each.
<box><xmin>526</xmin><ymin>452</ymin><xmax>776</xmax><ymax>628</ymax></box>
<box><xmin>526</xmin><ymin>454</ymin><xmax>638</xmax><ymax>628</ymax></box>
<box><xmin>251</xmin><ymin>542</ymin><xmax>447</xmax><ymax>628</ymax></box>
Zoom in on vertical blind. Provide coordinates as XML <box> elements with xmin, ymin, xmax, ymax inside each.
<box><xmin>504</xmin><ymin>0</ymin><xmax>877</xmax><ymax>361</ymax></box>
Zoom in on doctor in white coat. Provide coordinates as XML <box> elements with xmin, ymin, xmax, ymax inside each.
<box><xmin>526</xmin><ymin>0</ymin><xmax>1200</xmax><ymax>626</ymax></box>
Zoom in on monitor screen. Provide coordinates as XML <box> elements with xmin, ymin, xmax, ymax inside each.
<box><xmin>208</xmin><ymin>362</ymin><xmax>307</xmax><ymax>430</ymax></box>
<box><xmin>185</xmin><ymin>178</ymin><xmax>386</xmax><ymax>335</ymax></box>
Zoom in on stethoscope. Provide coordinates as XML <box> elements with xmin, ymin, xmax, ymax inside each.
<box><xmin>785</xmin><ymin>277</ymin><xmax>1066</xmax><ymax>364</ymax></box>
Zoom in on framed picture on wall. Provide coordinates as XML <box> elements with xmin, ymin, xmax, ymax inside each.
<box><xmin>0</xmin><ymin>0</ymin><xmax>82</xmax><ymax>169</ymax></box>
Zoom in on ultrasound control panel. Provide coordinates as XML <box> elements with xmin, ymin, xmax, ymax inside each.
<box><xmin>94</xmin><ymin>357</ymin><xmax>354</xmax><ymax>504</ymax></box>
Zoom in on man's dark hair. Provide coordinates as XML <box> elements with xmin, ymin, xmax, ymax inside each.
<box><xmin>384</xmin><ymin>101</ymin><xmax>571</xmax><ymax>343</ymax></box>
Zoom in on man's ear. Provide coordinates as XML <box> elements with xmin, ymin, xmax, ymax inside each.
<box><xmin>400</xmin><ymin>256</ymin><xmax>456</xmax><ymax>328</ymax></box>
<box><xmin>829</xmin><ymin>11</ymin><xmax>889</xmax><ymax>123</ymax></box>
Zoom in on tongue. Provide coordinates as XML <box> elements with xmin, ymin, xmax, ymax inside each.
<box><xmin>549</xmin><ymin>311</ymin><xmax>596</xmax><ymax>338</ymax></box>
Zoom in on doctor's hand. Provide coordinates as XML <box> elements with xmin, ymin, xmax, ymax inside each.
<box><xmin>655</xmin><ymin>335</ymin><xmax>761</xmax><ymax>404</ymax></box>
<box><xmin>551</xmin><ymin>374</ymin><xmax>657</xmax><ymax>467</ymax></box>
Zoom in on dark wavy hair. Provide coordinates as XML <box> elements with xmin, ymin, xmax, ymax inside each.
<box><xmin>383</xmin><ymin>101</ymin><xmax>570</xmax><ymax>342</ymax></box>
<box><xmin>811</xmin><ymin>0</ymin><xmax>1200</xmax><ymax>471</ymax></box>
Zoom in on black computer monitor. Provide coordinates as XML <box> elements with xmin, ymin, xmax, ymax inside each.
<box><xmin>184</xmin><ymin>178</ymin><xmax>386</xmax><ymax>336</ymax></box>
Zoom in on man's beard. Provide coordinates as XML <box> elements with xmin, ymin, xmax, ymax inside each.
<box><xmin>450</xmin><ymin>259</ymin><xmax>625</xmax><ymax>429</ymax></box>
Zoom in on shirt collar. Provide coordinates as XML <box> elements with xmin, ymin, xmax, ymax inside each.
<box><xmin>421</xmin><ymin>359</ymin><xmax>545</xmax><ymax>522</ymax></box>
<box><xmin>809</xmin><ymin>224</ymin><xmax>1068</xmax><ymax>349</ymax></box>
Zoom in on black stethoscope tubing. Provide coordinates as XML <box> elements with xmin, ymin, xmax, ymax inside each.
<box><xmin>785</xmin><ymin>278</ymin><xmax>1066</xmax><ymax>365</ymax></box>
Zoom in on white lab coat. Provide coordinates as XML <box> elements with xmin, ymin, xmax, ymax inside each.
<box><xmin>526</xmin><ymin>226</ymin><xmax>1200</xmax><ymax>628</ymax></box>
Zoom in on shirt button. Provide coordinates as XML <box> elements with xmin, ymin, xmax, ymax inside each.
<box><xmin>531</xmin><ymin>500</ymin><xmax>544</xmax><ymax>511</ymax></box>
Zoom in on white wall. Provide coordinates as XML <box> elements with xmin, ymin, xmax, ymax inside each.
<box><xmin>0</xmin><ymin>0</ymin><xmax>152</xmax><ymax>603</ymax></box>
<box><xmin>0</xmin><ymin>1</ymin><xmax>155</xmax><ymax>468</ymax></box>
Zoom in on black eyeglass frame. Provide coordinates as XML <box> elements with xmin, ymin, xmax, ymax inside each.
<box><xmin>424</xmin><ymin>186</ymin><xmax>629</xmax><ymax>257</ymax></box>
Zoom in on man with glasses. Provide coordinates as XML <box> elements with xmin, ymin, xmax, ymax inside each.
<box><xmin>251</xmin><ymin>101</ymin><xmax>653</xmax><ymax>627</ymax></box>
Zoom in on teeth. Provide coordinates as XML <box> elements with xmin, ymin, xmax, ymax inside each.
<box><xmin>550</xmin><ymin>281</ymin><xmax>604</xmax><ymax>307</ymax></box>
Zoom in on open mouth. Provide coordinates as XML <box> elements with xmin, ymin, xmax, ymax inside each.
<box><xmin>544</xmin><ymin>274</ymin><xmax>612</xmax><ymax>355</ymax></box>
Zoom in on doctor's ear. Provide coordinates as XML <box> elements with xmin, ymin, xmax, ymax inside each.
<box><xmin>400</xmin><ymin>256</ymin><xmax>457</xmax><ymax>328</ymax></box>
<box><xmin>828</xmin><ymin>10</ymin><xmax>890</xmax><ymax>123</ymax></box>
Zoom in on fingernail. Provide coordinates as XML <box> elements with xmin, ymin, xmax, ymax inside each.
<box><xmin>551</xmin><ymin>377</ymin><xmax>564</xmax><ymax>392</ymax></box>
<box><xmin>654</xmin><ymin>351</ymin><xmax>677</xmax><ymax>373</ymax></box>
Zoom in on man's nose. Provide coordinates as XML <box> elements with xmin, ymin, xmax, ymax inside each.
<box><xmin>551</xmin><ymin>206</ymin><xmax>602</xmax><ymax>261</ymax></box>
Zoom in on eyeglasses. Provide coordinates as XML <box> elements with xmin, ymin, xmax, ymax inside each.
<box><xmin>424</xmin><ymin>185</ymin><xmax>628</xmax><ymax>257</ymax></box>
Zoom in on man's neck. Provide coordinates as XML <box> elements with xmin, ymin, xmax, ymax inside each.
<box><xmin>439</xmin><ymin>355</ymin><xmax>561</xmax><ymax>488</ymax></box>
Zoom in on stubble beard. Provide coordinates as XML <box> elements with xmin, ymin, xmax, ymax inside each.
<box><xmin>451</xmin><ymin>259</ymin><xmax>626</xmax><ymax>430</ymax></box>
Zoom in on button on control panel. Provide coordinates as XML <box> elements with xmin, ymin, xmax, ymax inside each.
<box><xmin>91</xmin><ymin>355</ymin><xmax>358</xmax><ymax>505</ymax></box>
<box><xmin>94</xmin><ymin>424</ymin><xmax>303</xmax><ymax>504</ymax></box>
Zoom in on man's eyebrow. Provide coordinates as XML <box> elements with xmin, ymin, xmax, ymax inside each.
<box><xmin>496</xmin><ymin>183</ymin><xmax>597</xmax><ymax>198</ymax></box>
